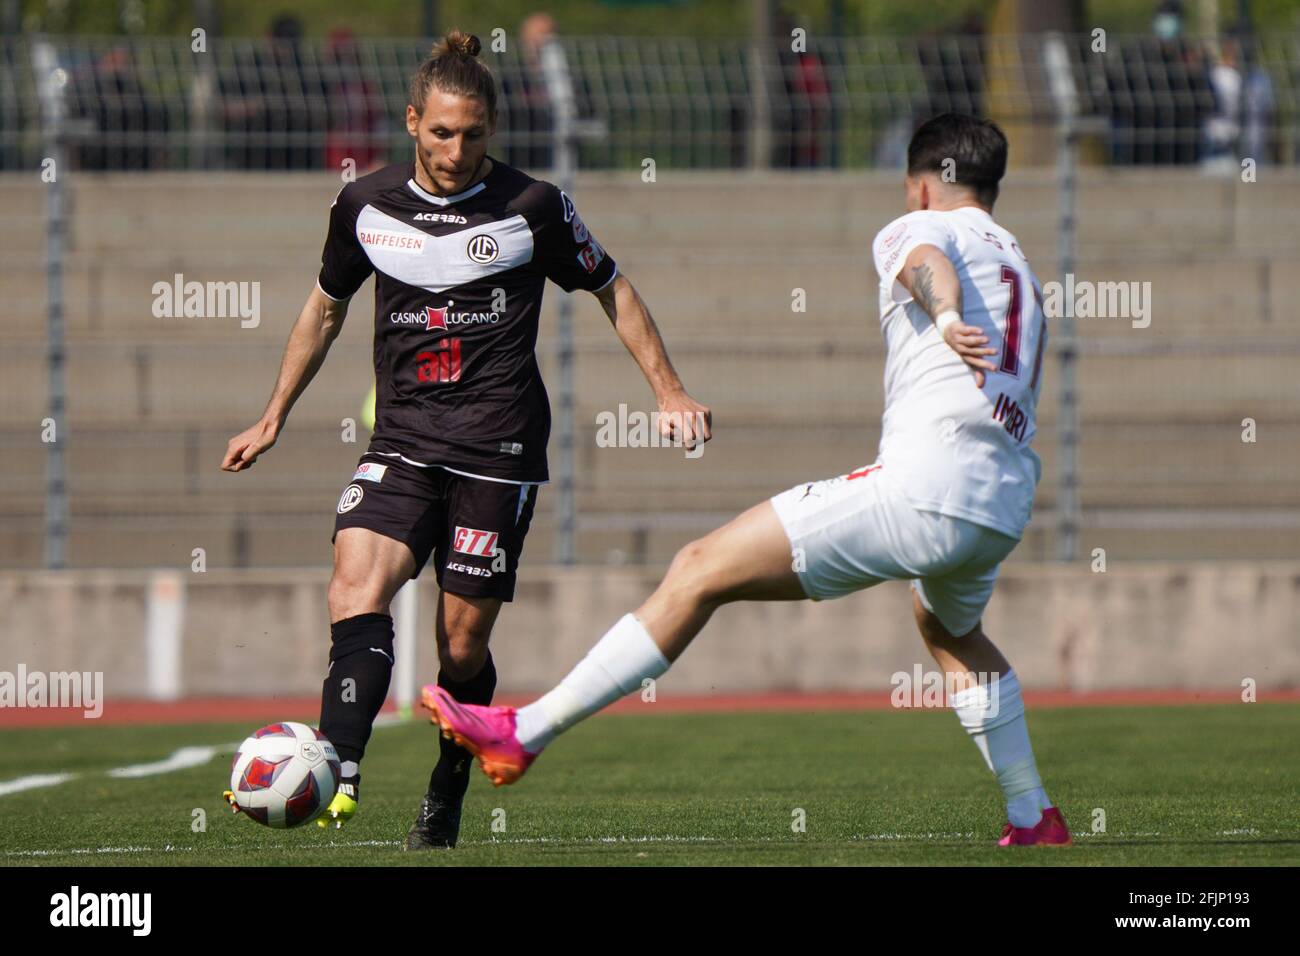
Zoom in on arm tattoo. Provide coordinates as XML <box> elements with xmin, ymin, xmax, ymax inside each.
<box><xmin>909</xmin><ymin>262</ymin><xmax>952</xmax><ymax>318</ymax></box>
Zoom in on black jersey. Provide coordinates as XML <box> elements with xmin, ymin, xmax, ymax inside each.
<box><xmin>317</xmin><ymin>158</ymin><xmax>617</xmax><ymax>483</ymax></box>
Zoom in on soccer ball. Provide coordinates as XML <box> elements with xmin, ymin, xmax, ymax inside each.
<box><xmin>229</xmin><ymin>722</ymin><xmax>341</xmax><ymax>828</ymax></box>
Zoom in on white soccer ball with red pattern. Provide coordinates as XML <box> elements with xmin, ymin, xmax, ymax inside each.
<box><xmin>229</xmin><ymin>722</ymin><xmax>341</xmax><ymax>828</ymax></box>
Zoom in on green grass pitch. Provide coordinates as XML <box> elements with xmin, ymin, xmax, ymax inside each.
<box><xmin>2</xmin><ymin>703</ymin><xmax>1297</xmax><ymax>866</ymax></box>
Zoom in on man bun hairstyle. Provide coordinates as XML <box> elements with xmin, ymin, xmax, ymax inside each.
<box><xmin>907</xmin><ymin>112</ymin><xmax>1008</xmax><ymax>207</ymax></box>
<box><xmin>444</xmin><ymin>30</ymin><xmax>481</xmax><ymax>57</ymax></box>
<box><xmin>409</xmin><ymin>29</ymin><xmax>497</xmax><ymax>120</ymax></box>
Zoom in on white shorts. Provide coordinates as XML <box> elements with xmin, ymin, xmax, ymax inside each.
<box><xmin>769</xmin><ymin>462</ymin><xmax>1019</xmax><ymax>637</ymax></box>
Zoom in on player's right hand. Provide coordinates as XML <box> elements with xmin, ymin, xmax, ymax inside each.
<box><xmin>221</xmin><ymin>418</ymin><xmax>280</xmax><ymax>472</ymax></box>
<box><xmin>941</xmin><ymin>321</ymin><xmax>999</xmax><ymax>389</ymax></box>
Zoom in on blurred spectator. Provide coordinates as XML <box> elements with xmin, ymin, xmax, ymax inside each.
<box><xmin>1106</xmin><ymin>29</ymin><xmax>1214</xmax><ymax>165</ymax></box>
<box><xmin>1152</xmin><ymin>0</ymin><xmax>1184</xmax><ymax>41</ymax></box>
<box><xmin>773</xmin><ymin>12</ymin><xmax>834</xmax><ymax>168</ymax></box>
<box><xmin>220</xmin><ymin>14</ymin><xmax>327</xmax><ymax>170</ymax></box>
<box><xmin>496</xmin><ymin>14</ymin><xmax>599</xmax><ymax>172</ymax></box>
<box><xmin>902</xmin><ymin>14</ymin><xmax>981</xmax><ymax>172</ymax></box>
<box><xmin>1240</xmin><ymin>38</ymin><xmax>1275</xmax><ymax>165</ymax></box>
<box><xmin>1168</xmin><ymin>38</ymin><xmax>1215</xmax><ymax>164</ymax></box>
<box><xmin>1203</xmin><ymin>37</ymin><xmax>1242</xmax><ymax>170</ymax></box>
<box><xmin>917</xmin><ymin>13</ymin><xmax>984</xmax><ymax>121</ymax></box>
<box><xmin>324</xmin><ymin>28</ymin><xmax>384</xmax><ymax>174</ymax></box>
<box><xmin>498</xmin><ymin>13</ymin><xmax>557</xmax><ymax>170</ymax></box>
<box><xmin>73</xmin><ymin>46</ymin><xmax>169</xmax><ymax>170</ymax></box>
<box><xmin>1150</xmin><ymin>0</ymin><xmax>1213</xmax><ymax>165</ymax></box>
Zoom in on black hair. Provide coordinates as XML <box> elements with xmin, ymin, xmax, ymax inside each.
<box><xmin>907</xmin><ymin>113</ymin><xmax>1008</xmax><ymax>207</ymax></box>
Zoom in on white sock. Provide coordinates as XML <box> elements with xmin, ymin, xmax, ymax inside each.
<box><xmin>949</xmin><ymin>669</ymin><xmax>1052</xmax><ymax>828</ymax></box>
<box><xmin>514</xmin><ymin>613</ymin><xmax>670</xmax><ymax>753</ymax></box>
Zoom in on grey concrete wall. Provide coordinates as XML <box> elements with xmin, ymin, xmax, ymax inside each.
<box><xmin>4</xmin><ymin>168</ymin><xmax>1299</xmax><ymax>569</ymax></box>
<box><xmin>1</xmin><ymin>563</ymin><xmax>1296</xmax><ymax>697</ymax></box>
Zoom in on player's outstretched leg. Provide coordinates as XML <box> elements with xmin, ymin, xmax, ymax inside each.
<box><xmin>911</xmin><ymin>590</ymin><xmax>1070</xmax><ymax>846</ymax></box>
<box><xmin>317</xmin><ymin>528</ymin><xmax>414</xmax><ymax>829</ymax></box>
<box><xmin>421</xmin><ymin>498</ymin><xmax>805</xmax><ymax>785</ymax></box>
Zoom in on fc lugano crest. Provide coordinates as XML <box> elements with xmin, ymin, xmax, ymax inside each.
<box><xmin>466</xmin><ymin>234</ymin><xmax>500</xmax><ymax>263</ymax></box>
<box><xmin>337</xmin><ymin>484</ymin><xmax>364</xmax><ymax>514</ymax></box>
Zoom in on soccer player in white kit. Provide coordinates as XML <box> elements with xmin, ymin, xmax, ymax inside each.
<box><xmin>421</xmin><ymin>113</ymin><xmax>1071</xmax><ymax>846</ymax></box>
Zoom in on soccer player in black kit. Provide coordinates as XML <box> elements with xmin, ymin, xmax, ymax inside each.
<box><xmin>221</xmin><ymin>30</ymin><xmax>711</xmax><ymax>848</ymax></box>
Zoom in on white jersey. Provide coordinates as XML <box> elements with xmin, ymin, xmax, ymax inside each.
<box><xmin>870</xmin><ymin>207</ymin><xmax>1047</xmax><ymax>539</ymax></box>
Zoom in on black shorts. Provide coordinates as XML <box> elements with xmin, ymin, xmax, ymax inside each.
<box><xmin>331</xmin><ymin>452</ymin><xmax>541</xmax><ymax>602</ymax></box>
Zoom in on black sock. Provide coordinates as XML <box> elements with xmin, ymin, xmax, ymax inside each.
<box><xmin>319</xmin><ymin>612</ymin><xmax>395</xmax><ymax>769</ymax></box>
<box><xmin>427</xmin><ymin>652</ymin><xmax>497</xmax><ymax>800</ymax></box>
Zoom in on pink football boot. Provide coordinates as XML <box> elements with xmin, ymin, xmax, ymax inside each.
<box><xmin>998</xmin><ymin>807</ymin><xmax>1073</xmax><ymax>846</ymax></box>
<box><xmin>420</xmin><ymin>684</ymin><xmax>538</xmax><ymax>786</ymax></box>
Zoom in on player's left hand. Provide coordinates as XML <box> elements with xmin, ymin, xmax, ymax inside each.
<box><xmin>657</xmin><ymin>391</ymin><xmax>712</xmax><ymax>451</ymax></box>
<box><xmin>941</xmin><ymin>322</ymin><xmax>999</xmax><ymax>389</ymax></box>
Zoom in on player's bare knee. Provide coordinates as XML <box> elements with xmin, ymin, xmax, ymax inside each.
<box><xmin>917</xmin><ymin>613</ymin><xmax>984</xmax><ymax>655</ymax></box>
<box><xmin>326</xmin><ymin>586</ymin><xmax>346</xmax><ymax>622</ymax></box>
<box><xmin>665</xmin><ymin>537</ymin><xmax>723</xmax><ymax>605</ymax></box>
<box><xmin>435</xmin><ymin>609</ymin><xmax>491</xmax><ymax>670</ymax></box>
<box><xmin>437</xmin><ymin>631</ymin><xmax>489</xmax><ymax>682</ymax></box>
<box><xmin>914</xmin><ymin>606</ymin><xmax>956</xmax><ymax>650</ymax></box>
<box><xmin>327</xmin><ymin>575</ymin><xmax>380</xmax><ymax>621</ymax></box>
<box><xmin>669</xmin><ymin>537</ymin><xmax>707</xmax><ymax>573</ymax></box>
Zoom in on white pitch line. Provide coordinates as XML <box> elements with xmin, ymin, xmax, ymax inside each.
<box><xmin>5</xmin><ymin>845</ymin><xmax>190</xmax><ymax>858</ymax></box>
<box><xmin>0</xmin><ymin>833</ymin><xmax>1015</xmax><ymax>855</ymax></box>
<box><xmin>4</xmin><ymin>839</ymin><xmax>405</xmax><ymax>858</ymax></box>
<box><xmin>0</xmin><ymin>773</ymin><xmax>78</xmax><ymax>797</ymax></box>
<box><xmin>0</xmin><ymin>836</ymin><xmax>769</xmax><ymax>857</ymax></box>
<box><xmin>107</xmin><ymin>745</ymin><xmax>229</xmax><ymax>779</ymax></box>
<box><xmin>2</xmin><ymin>828</ymin><xmax>1281</xmax><ymax>859</ymax></box>
<box><xmin>0</xmin><ymin>713</ymin><xmax>413</xmax><ymax>799</ymax></box>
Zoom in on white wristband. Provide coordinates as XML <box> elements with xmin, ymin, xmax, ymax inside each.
<box><xmin>935</xmin><ymin>309</ymin><xmax>962</xmax><ymax>334</ymax></box>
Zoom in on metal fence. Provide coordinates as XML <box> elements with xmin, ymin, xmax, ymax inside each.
<box><xmin>2</xmin><ymin>32</ymin><xmax>1299</xmax><ymax>171</ymax></box>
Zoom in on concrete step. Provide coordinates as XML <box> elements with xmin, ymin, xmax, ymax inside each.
<box><xmin>5</xmin><ymin>248</ymin><xmax>1295</xmax><ymax>343</ymax></box>
<box><xmin>3</xmin><ymin>333</ymin><xmax>1297</xmax><ymax>429</ymax></box>
<box><xmin>4</xmin><ymin>511</ymin><xmax>1298</xmax><ymax>572</ymax></box>
<box><xmin>4</xmin><ymin>414</ymin><xmax>1296</xmax><ymax>518</ymax></box>
<box><xmin>5</xmin><ymin>170</ymin><xmax>1299</xmax><ymax>260</ymax></box>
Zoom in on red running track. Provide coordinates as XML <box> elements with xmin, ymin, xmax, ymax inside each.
<box><xmin>3</xmin><ymin>689</ymin><xmax>1296</xmax><ymax>727</ymax></box>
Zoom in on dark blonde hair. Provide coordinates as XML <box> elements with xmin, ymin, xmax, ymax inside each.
<box><xmin>408</xmin><ymin>29</ymin><xmax>497</xmax><ymax>120</ymax></box>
